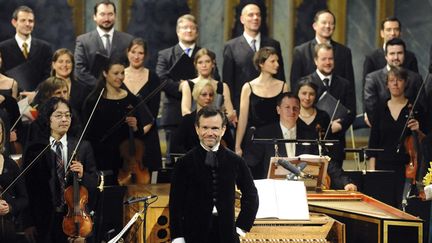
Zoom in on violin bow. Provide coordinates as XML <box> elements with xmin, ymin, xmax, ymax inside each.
<box><xmin>65</xmin><ymin>88</ymin><xmax>105</xmax><ymax>171</ymax></box>
<box><xmin>100</xmin><ymin>79</ymin><xmax>168</xmax><ymax>142</ymax></box>
<box><xmin>323</xmin><ymin>99</ymin><xmax>340</xmax><ymax>140</ymax></box>
<box><xmin>395</xmin><ymin>72</ymin><xmax>429</xmax><ymax>153</ymax></box>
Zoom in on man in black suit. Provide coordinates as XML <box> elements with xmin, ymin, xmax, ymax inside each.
<box><xmin>362</xmin><ymin>16</ymin><xmax>418</xmax><ymax>84</ymax></box>
<box><xmin>74</xmin><ymin>0</ymin><xmax>134</xmax><ymax>87</ymax></box>
<box><xmin>300</xmin><ymin>43</ymin><xmax>356</xmax><ymax>169</ymax></box>
<box><xmin>243</xmin><ymin>92</ymin><xmax>356</xmax><ymax>190</ymax></box>
<box><xmin>223</xmin><ymin>3</ymin><xmax>285</xmax><ymax>110</ymax></box>
<box><xmin>364</xmin><ymin>38</ymin><xmax>423</xmax><ymax>127</ymax></box>
<box><xmin>23</xmin><ymin>98</ymin><xmax>98</xmax><ymax>243</ymax></box>
<box><xmin>290</xmin><ymin>9</ymin><xmax>354</xmax><ymax>93</ymax></box>
<box><xmin>0</xmin><ymin>5</ymin><xmax>52</xmax><ymax>91</ymax></box>
<box><xmin>156</xmin><ymin>14</ymin><xmax>221</xmax><ymax>158</ymax></box>
<box><xmin>169</xmin><ymin>106</ymin><xmax>258</xmax><ymax>243</ymax></box>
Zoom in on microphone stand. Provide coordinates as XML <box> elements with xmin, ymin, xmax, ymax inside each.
<box><xmin>344</xmin><ymin>147</ymin><xmax>384</xmax><ymax>172</ymax></box>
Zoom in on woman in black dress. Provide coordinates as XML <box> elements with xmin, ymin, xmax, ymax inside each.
<box><xmin>235</xmin><ymin>46</ymin><xmax>288</xmax><ymax>156</ymax></box>
<box><xmin>0</xmin><ymin>118</ymin><xmax>28</xmax><ymax>242</ymax></box>
<box><xmin>124</xmin><ymin>38</ymin><xmax>161</xmax><ymax>172</ymax></box>
<box><xmin>82</xmin><ymin>59</ymin><xmax>153</xmax><ymax>185</ymax></box>
<box><xmin>368</xmin><ymin>66</ymin><xmax>425</xmax><ymax>208</ymax></box>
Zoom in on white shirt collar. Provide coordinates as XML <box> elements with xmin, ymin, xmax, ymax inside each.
<box><xmin>178</xmin><ymin>42</ymin><xmax>196</xmax><ymax>53</ymax></box>
<box><xmin>315</xmin><ymin>37</ymin><xmax>331</xmax><ymax>45</ymax></box>
<box><xmin>15</xmin><ymin>34</ymin><xmax>31</xmax><ymax>51</ymax></box>
<box><xmin>200</xmin><ymin>142</ymin><xmax>220</xmax><ymax>152</ymax></box>
<box><xmin>50</xmin><ymin>134</ymin><xmax>68</xmax><ymax>148</ymax></box>
<box><xmin>96</xmin><ymin>26</ymin><xmax>114</xmax><ymax>39</ymax></box>
<box><xmin>280</xmin><ymin>122</ymin><xmax>296</xmax><ymax>138</ymax></box>
<box><xmin>243</xmin><ymin>32</ymin><xmax>261</xmax><ymax>49</ymax></box>
<box><xmin>316</xmin><ymin>69</ymin><xmax>332</xmax><ymax>86</ymax></box>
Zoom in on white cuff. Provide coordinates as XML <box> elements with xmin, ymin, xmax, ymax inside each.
<box><xmin>172</xmin><ymin>237</ymin><xmax>186</xmax><ymax>243</ymax></box>
<box><xmin>236</xmin><ymin>227</ymin><xmax>246</xmax><ymax>237</ymax></box>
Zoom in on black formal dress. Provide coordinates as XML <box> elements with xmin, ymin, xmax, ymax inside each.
<box><xmin>170</xmin><ymin>110</ymin><xmax>235</xmax><ymax>154</ymax></box>
<box><xmin>223</xmin><ymin>35</ymin><xmax>285</xmax><ymax>110</ymax></box>
<box><xmin>169</xmin><ymin>145</ymin><xmax>258</xmax><ymax>243</ymax></box>
<box><xmin>23</xmin><ymin>136</ymin><xmax>98</xmax><ymax>243</ymax></box>
<box><xmin>82</xmin><ymin>92</ymin><xmax>152</xmax><ymax>181</ymax></box>
<box><xmin>368</xmin><ymin>101</ymin><xmax>424</xmax><ymax>208</ymax></box>
<box><xmin>300</xmin><ymin>72</ymin><xmax>356</xmax><ymax>167</ymax></box>
<box><xmin>290</xmin><ymin>39</ymin><xmax>354</xmax><ymax>93</ymax></box>
<box><xmin>0</xmin><ymin>38</ymin><xmax>52</xmax><ymax>90</ymax></box>
<box><xmin>123</xmin><ymin>70</ymin><xmax>162</xmax><ymax>172</ymax></box>
<box><xmin>0</xmin><ymin>155</ymin><xmax>28</xmax><ymax>241</ymax></box>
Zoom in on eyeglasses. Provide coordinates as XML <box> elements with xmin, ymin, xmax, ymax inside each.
<box><xmin>51</xmin><ymin>112</ymin><xmax>72</xmax><ymax>120</ymax></box>
<box><xmin>179</xmin><ymin>25</ymin><xmax>197</xmax><ymax>31</ymax></box>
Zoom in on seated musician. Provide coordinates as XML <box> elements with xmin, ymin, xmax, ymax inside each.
<box><xmin>22</xmin><ymin>97</ymin><xmax>98</xmax><ymax>243</ymax></box>
<box><xmin>244</xmin><ymin>92</ymin><xmax>357</xmax><ymax>190</ymax></box>
<box><xmin>0</xmin><ymin>117</ymin><xmax>28</xmax><ymax>242</ymax></box>
<box><xmin>170</xmin><ymin>79</ymin><xmax>234</xmax><ymax>154</ymax></box>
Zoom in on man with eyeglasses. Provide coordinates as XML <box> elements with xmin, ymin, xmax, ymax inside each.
<box><xmin>74</xmin><ymin>0</ymin><xmax>133</xmax><ymax>87</ymax></box>
<box><xmin>23</xmin><ymin>97</ymin><xmax>98</xmax><ymax>243</ymax></box>
<box><xmin>169</xmin><ymin>106</ymin><xmax>258</xmax><ymax>243</ymax></box>
<box><xmin>156</xmin><ymin>14</ymin><xmax>219</xmax><ymax>162</ymax></box>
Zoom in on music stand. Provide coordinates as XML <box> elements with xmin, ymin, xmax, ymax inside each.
<box><xmin>344</xmin><ymin>147</ymin><xmax>384</xmax><ymax>172</ymax></box>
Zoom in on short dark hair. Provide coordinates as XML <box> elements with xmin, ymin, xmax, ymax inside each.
<box><xmin>381</xmin><ymin>16</ymin><xmax>402</xmax><ymax>31</ymax></box>
<box><xmin>94</xmin><ymin>0</ymin><xmax>116</xmax><ymax>15</ymax></box>
<box><xmin>253</xmin><ymin>46</ymin><xmax>277</xmax><ymax>71</ymax></box>
<box><xmin>313</xmin><ymin>42</ymin><xmax>333</xmax><ymax>59</ymax></box>
<box><xmin>277</xmin><ymin>92</ymin><xmax>300</xmax><ymax>106</ymax></box>
<box><xmin>12</xmin><ymin>5</ymin><xmax>33</xmax><ymax>20</ymax></box>
<box><xmin>195</xmin><ymin>106</ymin><xmax>227</xmax><ymax>128</ymax></box>
<box><xmin>387</xmin><ymin>66</ymin><xmax>408</xmax><ymax>84</ymax></box>
<box><xmin>313</xmin><ymin>9</ymin><xmax>336</xmax><ymax>25</ymax></box>
<box><xmin>385</xmin><ymin>38</ymin><xmax>406</xmax><ymax>54</ymax></box>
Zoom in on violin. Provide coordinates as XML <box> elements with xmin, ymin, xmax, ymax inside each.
<box><xmin>117</xmin><ymin>116</ymin><xmax>150</xmax><ymax>186</ymax></box>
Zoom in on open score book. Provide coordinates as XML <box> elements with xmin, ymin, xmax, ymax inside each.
<box><xmin>254</xmin><ymin>179</ymin><xmax>310</xmax><ymax>220</ymax></box>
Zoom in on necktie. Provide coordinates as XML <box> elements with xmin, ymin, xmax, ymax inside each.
<box><xmin>185</xmin><ymin>47</ymin><xmax>191</xmax><ymax>57</ymax></box>
<box><xmin>251</xmin><ymin>39</ymin><xmax>257</xmax><ymax>52</ymax></box>
<box><xmin>323</xmin><ymin>78</ymin><xmax>330</xmax><ymax>88</ymax></box>
<box><xmin>55</xmin><ymin>141</ymin><xmax>65</xmax><ymax>206</ymax></box>
<box><xmin>22</xmin><ymin>42</ymin><xmax>29</xmax><ymax>59</ymax></box>
<box><xmin>205</xmin><ymin>151</ymin><xmax>218</xmax><ymax>168</ymax></box>
<box><xmin>104</xmin><ymin>34</ymin><xmax>111</xmax><ymax>55</ymax></box>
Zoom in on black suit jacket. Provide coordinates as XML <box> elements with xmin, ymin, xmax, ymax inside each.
<box><xmin>290</xmin><ymin>39</ymin><xmax>354</xmax><ymax>92</ymax></box>
<box><xmin>362</xmin><ymin>48</ymin><xmax>418</xmax><ymax>84</ymax></box>
<box><xmin>156</xmin><ymin>44</ymin><xmax>220</xmax><ymax>127</ymax></box>
<box><xmin>169</xmin><ymin>145</ymin><xmax>258</xmax><ymax>243</ymax></box>
<box><xmin>223</xmin><ymin>35</ymin><xmax>285</xmax><ymax>110</ymax></box>
<box><xmin>363</xmin><ymin>67</ymin><xmax>423</xmax><ymax>126</ymax></box>
<box><xmin>74</xmin><ymin>30</ymin><xmax>134</xmax><ymax>86</ymax></box>
<box><xmin>243</xmin><ymin>122</ymin><xmax>352</xmax><ymax>188</ymax></box>
<box><xmin>303</xmin><ymin>72</ymin><xmax>356</xmax><ymax>162</ymax></box>
<box><xmin>0</xmin><ymin>37</ymin><xmax>52</xmax><ymax>90</ymax></box>
<box><xmin>23</xmin><ymin>136</ymin><xmax>98</xmax><ymax>238</ymax></box>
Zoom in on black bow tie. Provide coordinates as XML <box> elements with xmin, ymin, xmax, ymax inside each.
<box><xmin>205</xmin><ymin>151</ymin><xmax>218</xmax><ymax>168</ymax></box>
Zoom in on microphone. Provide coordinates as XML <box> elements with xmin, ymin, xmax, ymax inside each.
<box><xmin>277</xmin><ymin>159</ymin><xmax>314</xmax><ymax>179</ymax></box>
<box><xmin>249</xmin><ymin>126</ymin><xmax>256</xmax><ymax>141</ymax></box>
<box><xmin>124</xmin><ymin>195</ymin><xmax>157</xmax><ymax>205</ymax></box>
<box><xmin>287</xmin><ymin>162</ymin><xmax>307</xmax><ymax>180</ymax></box>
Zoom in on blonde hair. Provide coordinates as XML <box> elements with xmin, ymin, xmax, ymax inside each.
<box><xmin>192</xmin><ymin>79</ymin><xmax>215</xmax><ymax>101</ymax></box>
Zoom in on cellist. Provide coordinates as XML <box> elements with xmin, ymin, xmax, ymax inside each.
<box><xmin>22</xmin><ymin>97</ymin><xmax>98</xmax><ymax>243</ymax></box>
<box><xmin>368</xmin><ymin>66</ymin><xmax>426</xmax><ymax>209</ymax></box>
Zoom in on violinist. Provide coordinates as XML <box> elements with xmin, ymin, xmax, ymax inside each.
<box><xmin>82</xmin><ymin>59</ymin><xmax>152</xmax><ymax>184</ymax></box>
<box><xmin>23</xmin><ymin>97</ymin><xmax>98</xmax><ymax>243</ymax></box>
<box><xmin>0</xmin><ymin>117</ymin><xmax>28</xmax><ymax>241</ymax></box>
<box><xmin>368</xmin><ymin>66</ymin><xmax>425</xmax><ymax>209</ymax></box>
